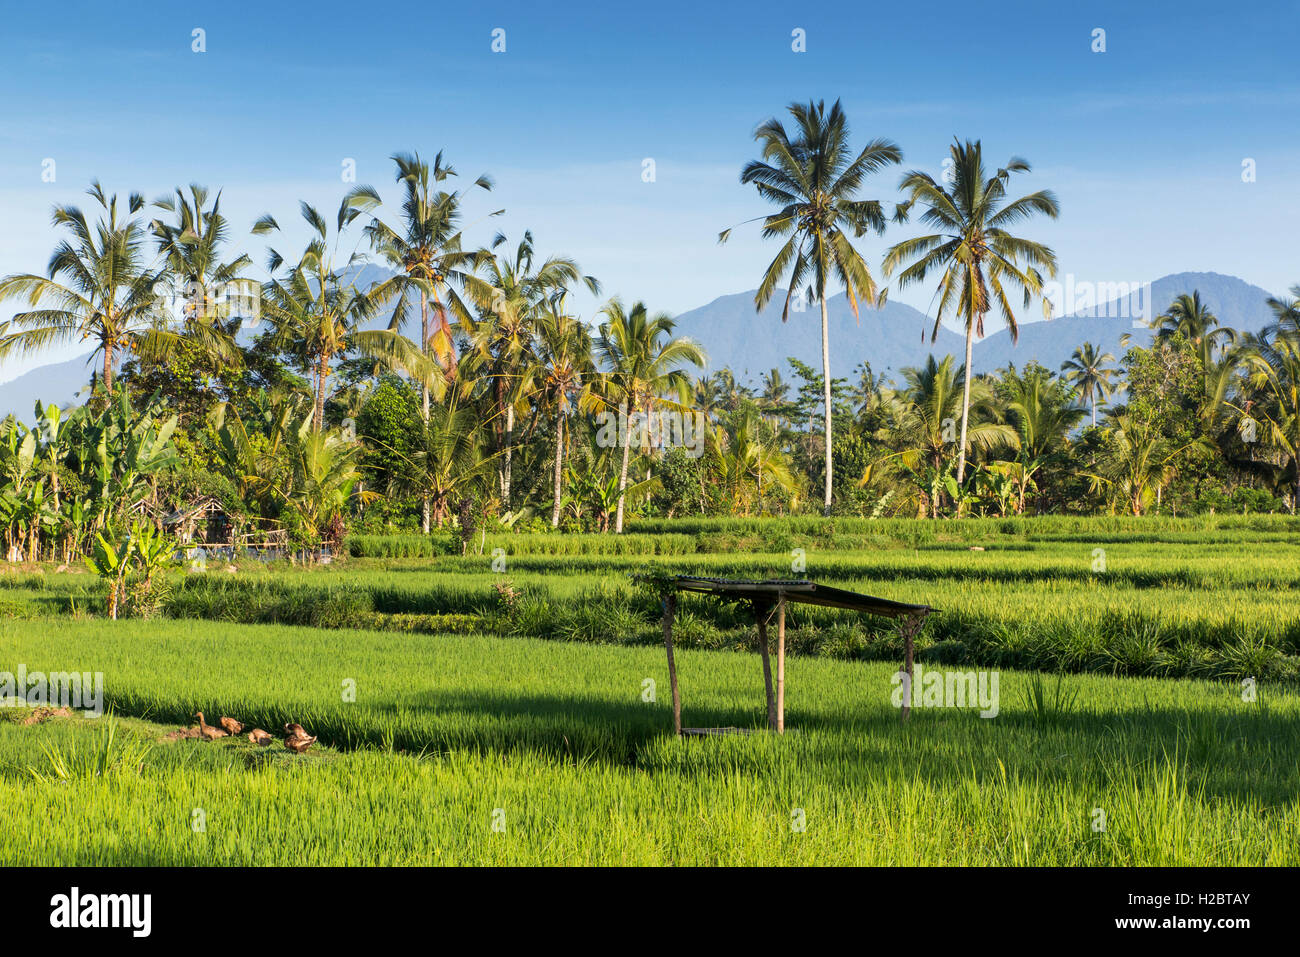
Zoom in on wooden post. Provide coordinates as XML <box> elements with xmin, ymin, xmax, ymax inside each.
<box><xmin>662</xmin><ymin>593</ymin><xmax>681</xmax><ymax>735</ymax></box>
<box><xmin>776</xmin><ymin>594</ymin><xmax>786</xmax><ymax>734</ymax></box>
<box><xmin>900</xmin><ymin>612</ymin><xmax>922</xmax><ymax>722</ymax></box>
<box><xmin>754</xmin><ymin>603</ymin><xmax>777</xmax><ymax>730</ymax></box>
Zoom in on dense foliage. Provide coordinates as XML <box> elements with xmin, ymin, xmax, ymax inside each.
<box><xmin>2</xmin><ymin>136</ymin><xmax>1298</xmax><ymax>581</ymax></box>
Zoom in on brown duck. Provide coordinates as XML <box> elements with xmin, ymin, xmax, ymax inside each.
<box><xmin>247</xmin><ymin>728</ymin><xmax>273</xmax><ymax>746</ymax></box>
<box><xmin>283</xmin><ymin>722</ymin><xmax>316</xmax><ymax>754</ymax></box>
<box><xmin>194</xmin><ymin>712</ymin><xmax>228</xmax><ymax>741</ymax></box>
<box><xmin>219</xmin><ymin>716</ymin><xmax>243</xmax><ymax>736</ymax></box>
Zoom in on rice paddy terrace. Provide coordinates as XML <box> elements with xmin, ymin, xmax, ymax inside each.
<box><xmin>2</xmin><ymin>515</ymin><xmax>1297</xmax><ymax>865</ymax></box>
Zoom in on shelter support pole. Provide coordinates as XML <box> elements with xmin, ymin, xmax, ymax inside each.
<box><xmin>663</xmin><ymin>593</ymin><xmax>681</xmax><ymax>735</ymax></box>
<box><xmin>900</xmin><ymin>611</ymin><xmax>924</xmax><ymax>722</ymax></box>
<box><xmin>754</xmin><ymin>602</ymin><xmax>777</xmax><ymax>731</ymax></box>
<box><xmin>776</xmin><ymin>595</ymin><xmax>786</xmax><ymax>734</ymax></box>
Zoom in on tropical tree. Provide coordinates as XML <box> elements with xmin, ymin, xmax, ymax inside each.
<box><xmin>1087</xmin><ymin>412</ymin><xmax>1195</xmax><ymax>515</ymax></box>
<box><xmin>1001</xmin><ymin>364</ymin><xmax>1083</xmax><ymax>458</ymax></box>
<box><xmin>885</xmin><ymin>138</ymin><xmax>1059</xmax><ymax>488</ymax></box>
<box><xmin>254</xmin><ymin>196</ymin><xmax>429</xmax><ymax>431</ymax></box>
<box><xmin>722</xmin><ymin>99</ymin><xmax>902</xmax><ymax>514</ymax></box>
<box><xmin>460</xmin><ymin>231</ymin><xmax>597</xmax><ymax>508</ymax></box>
<box><xmin>0</xmin><ymin>182</ymin><xmax>165</xmax><ymax>392</ymax></box>
<box><xmin>0</xmin><ymin>417</ymin><xmax>38</xmax><ymax>560</ymax></box>
<box><xmin>595</xmin><ymin>299</ymin><xmax>706</xmax><ymax>533</ymax></box>
<box><xmin>999</xmin><ymin>363</ymin><xmax>1084</xmax><ymax>511</ymax></box>
<box><xmin>349</xmin><ymin>153</ymin><xmax>498</xmax><ymax>531</ymax></box>
<box><xmin>693</xmin><ymin>375</ymin><xmax>721</xmax><ymax>418</ymax></box>
<box><xmin>281</xmin><ymin>420</ymin><xmax>371</xmax><ymax>546</ymax></box>
<box><xmin>84</xmin><ymin>528</ymin><xmax>134</xmax><ymax>620</ymax></box>
<box><xmin>359</xmin><ymin>152</ymin><xmax>498</xmax><ymax>394</ymax></box>
<box><xmin>1061</xmin><ymin>342</ymin><xmax>1118</xmax><ymax>426</ymax></box>
<box><xmin>1152</xmin><ymin>291</ymin><xmax>1235</xmax><ymax>393</ymax></box>
<box><xmin>709</xmin><ymin>409</ymin><xmax>796</xmax><ymax>514</ymax></box>
<box><xmin>143</xmin><ymin>184</ymin><xmax>254</xmax><ymax>369</ymax></box>
<box><xmin>385</xmin><ymin>379</ymin><xmax>494</xmax><ymax>527</ymax></box>
<box><xmin>1237</xmin><ymin>330</ymin><xmax>1300</xmax><ymax>509</ymax></box>
<box><xmin>863</xmin><ymin>355</ymin><xmax>1015</xmax><ymax>516</ymax></box>
<box><xmin>1264</xmin><ymin>284</ymin><xmax>1300</xmax><ymax>338</ymax></box>
<box><xmin>534</xmin><ymin>297</ymin><xmax>596</xmax><ymax>527</ymax></box>
<box><xmin>760</xmin><ymin>368</ymin><xmax>790</xmax><ymax>412</ymax></box>
<box><xmin>69</xmin><ymin>385</ymin><xmax>179</xmax><ymax>532</ymax></box>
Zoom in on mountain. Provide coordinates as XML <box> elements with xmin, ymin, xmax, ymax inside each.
<box><xmin>671</xmin><ymin>291</ymin><xmax>967</xmax><ymax>383</ymax></box>
<box><xmin>972</xmin><ymin>272</ymin><xmax>1277</xmax><ymax>374</ymax></box>
<box><xmin>673</xmin><ymin>272</ymin><xmax>1280</xmax><ymax>386</ymax></box>
<box><xmin>0</xmin><ymin>352</ymin><xmax>97</xmax><ymax>419</ymax></box>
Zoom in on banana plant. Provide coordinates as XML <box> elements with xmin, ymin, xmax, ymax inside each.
<box><xmin>31</xmin><ymin>400</ymin><xmax>67</xmax><ymax>511</ymax></box>
<box><xmin>84</xmin><ymin>529</ymin><xmax>133</xmax><ymax>620</ymax></box>
<box><xmin>74</xmin><ymin>387</ymin><xmax>179</xmax><ymax>530</ymax></box>
<box><xmin>0</xmin><ymin>420</ymin><xmax>37</xmax><ymax>559</ymax></box>
<box><xmin>60</xmin><ymin>497</ymin><xmax>88</xmax><ymax>565</ymax></box>
<box><xmin>131</xmin><ymin>520</ymin><xmax>177</xmax><ymax>593</ymax></box>
<box><xmin>977</xmin><ymin>462</ymin><xmax>1020</xmax><ymax>517</ymax></box>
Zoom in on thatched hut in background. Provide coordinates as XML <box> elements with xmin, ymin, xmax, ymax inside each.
<box><xmin>162</xmin><ymin>496</ymin><xmax>233</xmax><ymax>547</ymax></box>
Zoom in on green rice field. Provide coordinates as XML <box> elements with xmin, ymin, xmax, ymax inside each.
<box><xmin>1</xmin><ymin>516</ymin><xmax>1297</xmax><ymax>865</ymax></box>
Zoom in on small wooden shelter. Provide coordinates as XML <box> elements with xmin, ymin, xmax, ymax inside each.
<box><xmin>660</xmin><ymin>576</ymin><xmax>933</xmax><ymax>735</ymax></box>
<box><xmin>161</xmin><ymin>496</ymin><xmax>232</xmax><ymax>547</ymax></box>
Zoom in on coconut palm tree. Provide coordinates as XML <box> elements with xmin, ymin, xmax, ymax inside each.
<box><xmin>460</xmin><ymin>231</ymin><xmax>598</xmax><ymax>508</ymax></box>
<box><xmin>865</xmin><ymin>356</ymin><xmax>1016</xmax><ymax>516</ymax></box>
<box><xmin>356</xmin><ymin>152</ymin><xmax>498</xmax><ymax>401</ymax></box>
<box><xmin>142</xmin><ymin>184</ymin><xmax>254</xmax><ymax>370</ymax></box>
<box><xmin>1263</xmin><ymin>284</ymin><xmax>1300</xmax><ymax>338</ymax></box>
<box><xmin>1153</xmin><ymin>291</ymin><xmax>1235</xmax><ymax>390</ymax></box>
<box><xmin>1003</xmin><ymin>367</ymin><xmax>1083</xmax><ymax>456</ymax></box>
<box><xmin>709</xmin><ymin>409</ymin><xmax>796</xmax><ymax>514</ymax></box>
<box><xmin>1000</xmin><ymin>364</ymin><xmax>1085</xmax><ymax>511</ymax></box>
<box><xmin>885</xmin><ymin>139</ymin><xmax>1059</xmax><ymax>487</ymax></box>
<box><xmin>595</xmin><ymin>299</ymin><xmax>706</xmax><ymax>533</ymax></box>
<box><xmin>254</xmin><ymin>196</ymin><xmax>429</xmax><ymax>431</ymax></box>
<box><xmin>693</xmin><ymin>375</ymin><xmax>722</xmax><ymax>419</ymax></box>
<box><xmin>1238</xmin><ymin>330</ymin><xmax>1300</xmax><ymax>510</ymax></box>
<box><xmin>721</xmin><ymin>99</ymin><xmax>901</xmax><ymax>514</ymax></box>
<box><xmin>760</xmin><ymin>368</ymin><xmax>789</xmax><ymax>409</ymax></box>
<box><xmin>534</xmin><ymin>296</ymin><xmax>596</xmax><ymax>527</ymax></box>
<box><xmin>1061</xmin><ymin>342</ymin><xmax>1118</xmax><ymax>426</ymax></box>
<box><xmin>385</xmin><ymin>378</ymin><xmax>494</xmax><ymax>527</ymax></box>
<box><xmin>281</xmin><ymin>419</ymin><xmax>371</xmax><ymax>546</ymax></box>
<box><xmin>0</xmin><ymin>182</ymin><xmax>166</xmax><ymax>393</ymax></box>
<box><xmin>350</xmin><ymin>153</ymin><xmax>498</xmax><ymax>532</ymax></box>
<box><xmin>1087</xmin><ymin>413</ymin><xmax>1195</xmax><ymax>515</ymax></box>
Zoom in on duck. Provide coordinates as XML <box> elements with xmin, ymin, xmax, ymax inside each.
<box><xmin>283</xmin><ymin>722</ymin><xmax>316</xmax><ymax>754</ymax></box>
<box><xmin>194</xmin><ymin>712</ymin><xmax>228</xmax><ymax>741</ymax></box>
<box><xmin>219</xmin><ymin>716</ymin><xmax>243</xmax><ymax>736</ymax></box>
<box><xmin>247</xmin><ymin>728</ymin><xmax>273</xmax><ymax>746</ymax></box>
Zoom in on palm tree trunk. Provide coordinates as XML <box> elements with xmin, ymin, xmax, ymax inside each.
<box><xmin>956</xmin><ymin>319</ymin><xmax>976</xmax><ymax>485</ymax></box>
<box><xmin>420</xmin><ymin>288</ymin><xmax>430</xmax><ymax>535</ymax></box>
<box><xmin>1091</xmin><ymin>394</ymin><xmax>1097</xmax><ymax>428</ymax></box>
<box><xmin>503</xmin><ymin>403</ymin><xmax>514</xmax><ymax>507</ymax></box>
<box><xmin>551</xmin><ymin>410</ymin><xmax>565</xmax><ymax>528</ymax></box>
<box><xmin>615</xmin><ymin>407</ymin><xmax>633</xmax><ymax>534</ymax></box>
<box><xmin>313</xmin><ymin>351</ymin><xmax>329</xmax><ymax>431</ymax></box>
<box><xmin>819</xmin><ymin>292</ymin><xmax>833</xmax><ymax>515</ymax></box>
<box><xmin>102</xmin><ymin>339</ymin><xmax>114</xmax><ymax>394</ymax></box>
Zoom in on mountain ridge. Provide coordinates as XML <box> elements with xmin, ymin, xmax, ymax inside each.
<box><xmin>673</xmin><ymin>271</ymin><xmax>1280</xmax><ymax>386</ymax></box>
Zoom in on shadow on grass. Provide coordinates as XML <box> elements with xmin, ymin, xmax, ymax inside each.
<box><xmin>87</xmin><ymin>678</ymin><xmax>1300</xmax><ymax>808</ymax></box>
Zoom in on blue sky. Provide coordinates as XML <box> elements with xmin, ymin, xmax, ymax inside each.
<box><xmin>1</xmin><ymin>0</ymin><xmax>1297</xmax><ymax>379</ymax></box>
